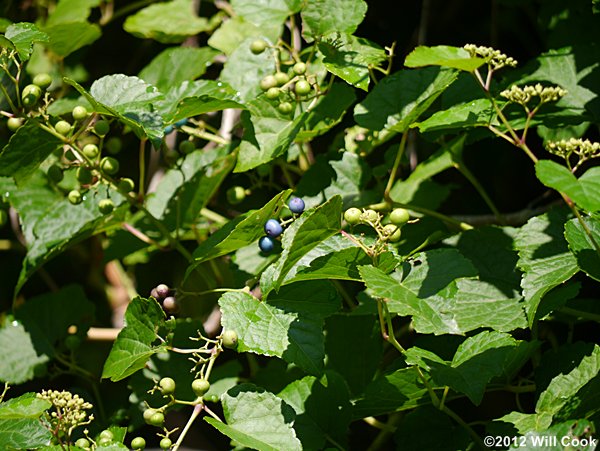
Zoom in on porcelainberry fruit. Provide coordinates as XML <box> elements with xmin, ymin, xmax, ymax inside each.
<box><xmin>288</xmin><ymin>197</ymin><xmax>305</xmax><ymax>214</ymax></box>
<box><xmin>47</xmin><ymin>164</ymin><xmax>63</xmax><ymax>183</ymax></box>
<box><xmin>293</xmin><ymin>62</ymin><xmax>306</xmax><ymax>75</ymax></box>
<box><xmin>159</xmin><ymin>377</ymin><xmax>176</xmax><ymax>395</ymax></box>
<box><xmin>75</xmin><ymin>438</ymin><xmax>90</xmax><ymax>448</ymax></box>
<box><xmin>344</xmin><ymin>208</ymin><xmax>361</xmax><ymax>225</ymax></box>
<box><xmin>143</xmin><ymin>408</ymin><xmax>158</xmax><ymax>424</ymax></box>
<box><xmin>68</xmin><ymin>190</ymin><xmax>83</xmax><ymax>205</ymax></box>
<box><xmin>222</xmin><ymin>330</ymin><xmax>238</xmax><ymax>349</ymax></box>
<box><xmin>265</xmin><ymin>87</ymin><xmax>280</xmax><ymax>100</ymax></box>
<box><xmin>21</xmin><ymin>84</ymin><xmax>42</xmax><ymax>107</ymax></box>
<box><xmin>118</xmin><ymin>177</ymin><xmax>135</xmax><ymax>192</ymax></box>
<box><xmin>260</xmin><ymin>75</ymin><xmax>277</xmax><ymax>91</ymax></box>
<box><xmin>82</xmin><ymin>143</ymin><xmax>99</xmax><ymax>158</ymax></box>
<box><xmin>250</xmin><ymin>39</ymin><xmax>268</xmax><ymax>54</ymax></box>
<box><xmin>226</xmin><ymin>186</ymin><xmax>246</xmax><ymax>204</ymax></box>
<box><xmin>295</xmin><ymin>79</ymin><xmax>311</xmax><ymax>96</ymax></box>
<box><xmin>278</xmin><ymin>101</ymin><xmax>293</xmax><ymax>114</ymax></box>
<box><xmin>274</xmin><ymin>72</ymin><xmax>289</xmax><ymax>86</ymax></box>
<box><xmin>76</xmin><ymin>166</ymin><xmax>93</xmax><ymax>185</ymax></box>
<box><xmin>93</xmin><ymin>120</ymin><xmax>110</xmax><ymax>137</ymax></box>
<box><xmin>390</xmin><ymin>208</ymin><xmax>410</xmax><ymax>225</ymax></box>
<box><xmin>179</xmin><ymin>140</ymin><xmax>195</xmax><ymax>154</ymax></box>
<box><xmin>55</xmin><ymin>120</ymin><xmax>72</xmax><ymax>136</ymax></box>
<box><xmin>100</xmin><ymin>157</ymin><xmax>119</xmax><ymax>175</ymax></box>
<box><xmin>131</xmin><ymin>437</ymin><xmax>146</xmax><ymax>449</ymax></box>
<box><xmin>72</xmin><ymin>105</ymin><xmax>88</xmax><ymax>121</ymax></box>
<box><xmin>264</xmin><ymin>218</ymin><xmax>283</xmax><ymax>237</ymax></box>
<box><xmin>192</xmin><ymin>378</ymin><xmax>210</xmax><ymax>397</ymax></box>
<box><xmin>155</xmin><ymin>283</ymin><xmax>170</xmax><ymax>298</ymax></box>
<box><xmin>383</xmin><ymin>224</ymin><xmax>401</xmax><ymax>242</ymax></box>
<box><xmin>105</xmin><ymin>137</ymin><xmax>122</xmax><ymax>154</ymax></box>
<box><xmin>148</xmin><ymin>411</ymin><xmax>165</xmax><ymax>427</ymax></box>
<box><xmin>7</xmin><ymin>117</ymin><xmax>23</xmax><ymax>131</ymax></box>
<box><xmin>160</xmin><ymin>437</ymin><xmax>172</xmax><ymax>449</ymax></box>
<box><xmin>162</xmin><ymin>296</ymin><xmax>177</xmax><ymax>313</ymax></box>
<box><xmin>98</xmin><ymin>199</ymin><xmax>115</xmax><ymax>215</ymax></box>
<box><xmin>33</xmin><ymin>73</ymin><xmax>52</xmax><ymax>89</ymax></box>
<box><xmin>259</xmin><ymin>235</ymin><xmax>275</xmax><ymax>253</ymax></box>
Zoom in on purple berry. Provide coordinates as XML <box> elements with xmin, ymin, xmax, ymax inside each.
<box><xmin>258</xmin><ymin>236</ymin><xmax>275</xmax><ymax>253</ymax></box>
<box><xmin>288</xmin><ymin>197</ymin><xmax>305</xmax><ymax>214</ymax></box>
<box><xmin>264</xmin><ymin>219</ymin><xmax>283</xmax><ymax>237</ymax></box>
<box><xmin>155</xmin><ymin>284</ymin><xmax>170</xmax><ymax>298</ymax></box>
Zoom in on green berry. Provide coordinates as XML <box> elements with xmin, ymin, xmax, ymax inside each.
<box><xmin>260</xmin><ymin>75</ymin><xmax>278</xmax><ymax>91</ymax></box>
<box><xmin>191</xmin><ymin>378</ymin><xmax>210</xmax><ymax>397</ymax></box>
<box><xmin>105</xmin><ymin>136</ymin><xmax>122</xmax><ymax>154</ymax></box>
<box><xmin>118</xmin><ymin>177</ymin><xmax>135</xmax><ymax>193</ymax></box>
<box><xmin>226</xmin><ymin>186</ymin><xmax>246</xmax><ymax>204</ymax></box>
<box><xmin>55</xmin><ymin>120</ymin><xmax>72</xmax><ymax>136</ymax></box>
<box><xmin>82</xmin><ymin>143</ymin><xmax>99</xmax><ymax>159</ymax></box>
<box><xmin>64</xmin><ymin>334</ymin><xmax>82</xmax><ymax>351</ymax></box>
<box><xmin>100</xmin><ymin>156</ymin><xmax>119</xmax><ymax>175</ymax></box>
<box><xmin>390</xmin><ymin>208</ymin><xmax>410</xmax><ymax>225</ymax></box>
<box><xmin>68</xmin><ymin>190</ymin><xmax>83</xmax><ymax>205</ymax></box>
<box><xmin>21</xmin><ymin>84</ymin><xmax>42</xmax><ymax>107</ymax></box>
<box><xmin>295</xmin><ymin>79</ymin><xmax>311</xmax><ymax>96</ymax></box>
<box><xmin>265</xmin><ymin>87</ymin><xmax>280</xmax><ymax>100</ymax></box>
<box><xmin>76</xmin><ymin>166</ymin><xmax>93</xmax><ymax>185</ymax></box>
<box><xmin>160</xmin><ymin>437</ymin><xmax>172</xmax><ymax>449</ymax></box>
<box><xmin>383</xmin><ymin>223</ymin><xmax>401</xmax><ymax>242</ymax></box>
<box><xmin>148</xmin><ymin>411</ymin><xmax>165</xmax><ymax>427</ymax></box>
<box><xmin>47</xmin><ymin>164</ymin><xmax>64</xmax><ymax>183</ymax></box>
<box><xmin>277</xmin><ymin>101</ymin><xmax>293</xmax><ymax>115</ymax></box>
<box><xmin>131</xmin><ymin>437</ymin><xmax>146</xmax><ymax>450</ymax></box>
<box><xmin>250</xmin><ymin>39</ymin><xmax>268</xmax><ymax>54</ymax></box>
<box><xmin>274</xmin><ymin>72</ymin><xmax>289</xmax><ymax>86</ymax></box>
<box><xmin>72</xmin><ymin>105</ymin><xmax>88</xmax><ymax>121</ymax></box>
<box><xmin>7</xmin><ymin>117</ymin><xmax>23</xmax><ymax>131</ymax></box>
<box><xmin>159</xmin><ymin>377</ymin><xmax>176</xmax><ymax>395</ymax></box>
<box><xmin>360</xmin><ymin>209</ymin><xmax>379</xmax><ymax>224</ymax></box>
<box><xmin>99</xmin><ymin>430</ymin><xmax>113</xmax><ymax>440</ymax></box>
<box><xmin>179</xmin><ymin>140</ymin><xmax>195</xmax><ymax>154</ymax></box>
<box><xmin>344</xmin><ymin>207</ymin><xmax>361</xmax><ymax>225</ymax></box>
<box><xmin>205</xmin><ymin>394</ymin><xmax>219</xmax><ymax>403</ymax></box>
<box><xmin>93</xmin><ymin>120</ymin><xmax>110</xmax><ymax>137</ymax></box>
<box><xmin>32</xmin><ymin>73</ymin><xmax>52</xmax><ymax>89</ymax></box>
<box><xmin>143</xmin><ymin>408</ymin><xmax>158</xmax><ymax>423</ymax></box>
<box><xmin>75</xmin><ymin>438</ymin><xmax>90</xmax><ymax>448</ymax></box>
<box><xmin>222</xmin><ymin>330</ymin><xmax>238</xmax><ymax>349</ymax></box>
<box><xmin>98</xmin><ymin>199</ymin><xmax>115</xmax><ymax>215</ymax></box>
<box><xmin>97</xmin><ymin>436</ymin><xmax>112</xmax><ymax>446</ymax></box>
<box><xmin>293</xmin><ymin>62</ymin><xmax>307</xmax><ymax>75</ymax></box>
<box><xmin>0</xmin><ymin>210</ymin><xmax>7</xmax><ymax>228</ymax></box>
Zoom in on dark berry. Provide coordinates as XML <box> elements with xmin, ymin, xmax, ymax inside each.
<box><xmin>288</xmin><ymin>197</ymin><xmax>305</xmax><ymax>214</ymax></box>
<box><xmin>264</xmin><ymin>218</ymin><xmax>283</xmax><ymax>237</ymax></box>
<box><xmin>258</xmin><ymin>235</ymin><xmax>275</xmax><ymax>253</ymax></box>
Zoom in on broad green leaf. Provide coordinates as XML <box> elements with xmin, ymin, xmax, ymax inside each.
<box><xmin>352</xmin><ymin>367</ymin><xmax>429</xmax><ymax>419</ymax></box>
<box><xmin>45</xmin><ymin>21</ymin><xmax>101</xmax><ymax>57</ymax></box>
<box><xmin>205</xmin><ymin>384</ymin><xmax>302</xmax><ymax>451</ymax></box>
<box><xmin>45</xmin><ymin>0</ymin><xmax>101</xmax><ymax>26</ymax></box>
<box><xmin>208</xmin><ymin>17</ymin><xmax>279</xmax><ymax>56</ymax></box>
<box><xmin>0</xmin><ymin>317</ymin><xmax>48</xmax><ymax>384</ymax></box>
<box><xmin>220</xmin><ymin>37</ymin><xmax>277</xmax><ymax>102</ymax></box>
<box><xmin>235</xmin><ymin>97</ymin><xmax>307</xmax><ymax>172</ymax></box>
<box><xmin>393</xmin><ymin>406</ymin><xmax>471</xmax><ymax>451</ymax></box>
<box><xmin>318</xmin><ymin>33</ymin><xmax>386</xmax><ymax>91</ymax></box>
<box><xmin>138</xmin><ymin>47</ymin><xmax>218</xmax><ymax>92</ymax></box>
<box><xmin>511</xmin><ymin>419</ymin><xmax>596</xmax><ymax>450</ymax></box>
<box><xmin>414</xmin><ymin>98</ymin><xmax>496</xmax><ymax>133</ymax></box>
<box><xmin>219</xmin><ymin>291</ymin><xmax>325</xmax><ymax>375</ymax></box>
<box><xmin>354</xmin><ymin>67</ymin><xmax>459</xmax><ymax>132</ymax></box>
<box><xmin>189</xmin><ymin>190</ymin><xmax>290</xmax><ymax>265</ymax></box>
<box><xmin>296</xmin><ymin>83</ymin><xmax>357</xmax><ymax>141</ymax></box>
<box><xmin>65</xmin><ymin>76</ymin><xmax>164</xmax><ymax>146</ymax></box>
<box><xmin>564</xmin><ymin>216</ymin><xmax>600</xmax><ymax>281</ymax></box>
<box><xmin>390</xmin><ymin>134</ymin><xmax>465</xmax><ymax>204</ymax></box>
<box><xmin>4</xmin><ymin>22</ymin><xmax>49</xmax><ymax>61</ymax></box>
<box><xmin>169</xmin><ymin>96</ymin><xmax>245</xmax><ymax>124</ymax></box>
<box><xmin>278</xmin><ymin>372</ymin><xmax>351</xmax><ymax>450</ymax></box>
<box><xmin>145</xmin><ymin>148</ymin><xmax>235</xmax><ymax>230</ymax></box>
<box><xmin>0</xmin><ymin>417</ymin><xmax>51</xmax><ymax>449</ymax></box>
<box><xmin>301</xmin><ymin>0</ymin><xmax>368</xmax><ymax>41</ymax></box>
<box><xmin>260</xmin><ymin>195</ymin><xmax>343</xmax><ymax>292</ymax></box>
<box><xmin>515</xmin><ymin>209</ymin><xmax>578</xmax><ymax>326</ymax></box>
<box><xmin>266</xmin><ymin>280</ymin><xmax>342</xmax><ymax>317</ymax></box>
<box><xmin>123</xmin><ymin>0</ymin><xmax>209</xmax><ymax>44</ymax></box>
<box><xmin>536</xmin><ymin>160</ymin><xmax>600</xmax><ymax>212</ymax></box>
<box><xmin>497</xmin><ymin>411</ymin><xmax>553</xmax><ymax>435</ymax></box>
<box><xmin>405</xmin><ymin>45</ymin><xmax>486</xmax><ymax>71</ymax></box>
<box><xmin>0</xmin><ymin>393</ymin><xmax>50</xmax><ymax>419</ymax></box>
<box><xmin>102</xmin><ymin>297</ymin><xmax>166</xmax><ymax>381</ymax></box>
<box><xmin>0</xmin><ymin>122</ymin><xmax>62</xmax><ymax>184</ymax></box>
<box><xmin>232</xmin><ymin>0</ymin><xmax>301</xmax><ymax>28</ymax></box>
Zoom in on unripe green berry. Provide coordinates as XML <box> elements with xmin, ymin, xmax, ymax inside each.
<box><xmin>76</xmin><ymin>166</ymin><xmax>93</xmax><ymax>185</ymax></box>
<box><xmin>64</xmin><ymin>334</ymin><xmax>82</xmax><ymax>351</ymax></box>
<box><xmin>250</xmin><ymin>39</ymin><xmax>268</xmax><ymax>55</ymax></box>
<box><xmin>274</xmin><ymin>72</ymin><xmax>289</xmax><ymax>86</ymax></box>
<box><xmin>7</xmin><ymin>117</ymin><xmax>23</xmax><ymax>131</ymax></box>
<box><xmin>143</xmin><ymin>408</ymin><xmax>158</xmax><ymax>423</ymax></box>
<box><xmin>383</xmin><ymin>223</ymin><xmax>401</xmax><ymax>242</ymax></box>
<box><xmin>191</xmin><ymin>378</ymin><xmax>210</xmax><ymax>397</ymax></box>
<box><xmin>295</xmin><ymin>79</ymin><xmax>311</xmax><ymax>96</ymax></box>
<box><xmin>72</xmin><ymin>105</ymin><xmax>88</xmax><ymax>121</ymax></box>
<box><xmin>265</xmin><ymin>87</ymin><xmax>280</xmax><ymax>100</ymax></box>
<box><xmin>179</xmin><ymin>140</ymin><xmax>195</xmax><ymax>154</ymax></box>
<box><xmin>68</xmin><ymin>190</ymin><xmax>83</xmax><ymax>205</ymax></box>
<box><xmin>93</xmin><ymin>120</ymin><xmax>110</xmax><ymax>137</ymax></box>
<box><xmin>82</xmin><ymin>143</ymin><xmax>99</xmax><ymax>159</ymax></box>
<box><xmin>55</xmin><ymin>120</ymin><xmax>72</xmax><ymax>136</ymax></box>
<box><xmin>390</xmin><ymin>208</ymin><xmax>410</xmax><ymax>225</ymax></box>
<box><xmin>99</xmin><ymin>430</ymin><xmax>113</xmax><ymax>440</ymax></box>
<box><xmin>344</xmin><ymin>207</ymin><xmax>361</xmax><ymax>225</ymax></box>
<box><xmin>148</xmin><ymin>411</ymin><xmax>165</xmax><ymax>427</ymax></box>
<box><xmin>47</xmin><ymin>164</ymin><xmax>64</xmax><ymax>183</ymax></box>
<box><xmin>75</xmin><ymin>438</ymin><xmax>90</xmax><ymax>448</ymax></box>
<box><xmin>159</xmin><ymin>377</ymin><xmax>176</xmax><ymax>395</ymax></box>
<box><xmin>222</xmin><ymin>330</ymin><xmax>238</xmax><ymax>349</ymax></box>
<box><xmin>21</xmin><ymin>84</ymin><xmax>42</xmax><ymax>107</ymax></box>
<box><xmin>98</xmin><ymin>198</ymin><xmax>115</xmax><ymax>215</ymax></box>
<box><xmin>260</xmin><ymin>75</ymin><xmax>278</xmax><ymax>91</ymax></box>
<box><xmin>226</xmin><ymin>186</ymin><xmax>246</xmax><ymax>204</ymax></box>
<box><xmin>118</xmin><ymin>177</ymin><xmax>135</xmax><ymax>193</ymax></box>
<box><xmin>32</xmin><ymin>73</ymin><xmax>52</xmax><ymax>89</ymax></box>
<box><xmin>277</xmin><ymin>101</ymin><xmax>293</xmax><ymax>115</ymax></box>
<box><xmin>104</xmin><ymin>136</ymin><xmax>122</xmax><ymax>154</ymax></box>
<box><xmin>293</xmin><ymin>62</ymin><xmax>307</xmax><ymax>75</ymax></box>
<box><xmin>131</xmin><ymin>437</ymin><xmax>146</xmax><ymax>450</ymax></box>
<box><xmin>160</xmin><ymin>437</ymin><xmax>172</xmax><ymax>450</ymax></box>
<box><xmin>100</xmin><ymin>156</ymin><xmax>119</xmax><ymax>175</ymax></box>
<box><xmin>360</xmin><ymin>209</ymin><xmax>379</xmax><ymax>224</ymax></box>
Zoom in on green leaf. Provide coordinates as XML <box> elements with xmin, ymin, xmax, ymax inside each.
<box><xmin>266</xmin><ymin>280</ymin><xmax>342</xmax><ymax>317</ymax></box>
<box><xmin>414</xmin><ymin>98</ymin><xmax>496</xmax><ymax>133</ymax></box>
<box><xmin>0</xmin><ymin>317</ymin><xmax>48</xmax><ymax>384</ymax></box>
<box><xmin>138</xmin><ymin>46</ymin><xmax>218</xmax><ymax>93</ymax></box>
<box><xmin>219</xmin><ymin>291</ymin><xmax>325</xmax><ymax>375</ymax></box>
<box><xmin>318</xmin><ymin>33</ymin><xmax>386</xmax><ymax>91</ymax></box>
<box><xmin>405</xmin><ymin>45</ymin><xmax>486</xmax><ymax>71</ymax></box>
<box><xmin>45</xmin><ymin>21</ymin><xmax>101</xmax><ymax>57</ymax></box>
<box><xmin>231</xmin><ymin>0</ymin><xmax>301</xmax><ymax>29</ymax></box>
<box><xmin>301</xmin><ymin>0</ymin><xmax>368</xmax><ymax>41</ymax></box>
<box><xmin>0</xmin><ymin>122</ymin><xmax>62</xmax><ymax>184</ymax></box>
<box><xmin>45</xmin><ymin>0</ymin><xmax>101</xmax><ymax>26</ymax></box>
<box><xmin>564</xmin><ymin>216</ymin><xmax>600</xmax><ymax>281</ymax></box>
<box><xmin>515</xmin><ymin>209</ymin><xmax>579</xmax><ymax>326</ymax></box>
<box><xmin>205</xmin><ymin>384</ymin><xmax>302</xmax><ymax>451</ymax></box>
<box><xmin>0</xmin><ymin>417</ymin><xmax>51</xmax><ymax>449</ymax></box>
<box><xmin>208</xmin><ymin>17</ymin><xmax>278</xmax><ymax>56</ymax></box>
<box><xmin>235</xmin><ymin>97</ymin><xmax>308</xmax><ymax>172</ymax></box>
<box><xmin>4</xmin><ymin>22</ymin><xmax>49</xmax><ymax>61</ymax></box>
<box><xmin>123</xmin><ymin>0</ymin><xmax>209</xmax><ymax>44</ymax></box>
<box><xmin>102</xmin><ymin>297</ymin><xmax>166</xmax><ymax>381</ymax></box>
<box><xmin>260</xmin><ymin>195</ymin><xmax>343</xmax><ymax>292</ymax></box>
<box><xmin>352</xmin><ymin>367</ymin><xmax>429</xmax><ymax>419</ymax></box>
<box><xmin>536</xmin><ymin>160</ymin><xmax>600</xmax><ymax>213</ymax></box>
<box><xmin>278</xmin><ymin>372</ymin><xmax>351</xmax><ymax>450</ymax></box>
<box><xmin>354</xmin><ymin>67</ymin><xmax>459</xmax><ymax>132</ymax></box>
<box><xmin>0</xmin><ymin>393</ymin><xmax>50</xmax><ymax>419</ymax></box>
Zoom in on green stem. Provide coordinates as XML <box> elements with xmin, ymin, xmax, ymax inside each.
<box><xmin>384</xmin><ymin>131</ymin><xmax>408</xmax><ymax>200</ymax></box>
<box><xmin>368</xmin><ymin>201</ymin><xmax>473</xmax><ymax>231</ymax></box>
<box><xmin>172</xmin><ymin>403</ymin><xmax>203</xmax><ymax>451</ymax></box>
<box><xmin>560</xmin><ymin>307</ymin><xmax>600</xmax><ymax>323</ymax></box>
<box><xmin>332</xmin><ymin>280</ymin><xmax>356</xmax><ymax>309</ymax></box>
<box><xmin>181</xmin><ymin>125</ymin><xmax>229</xmax><ymax>145</ymax></box>
<box><xmin>138</xmin><ymin>137</ymin><xmax>147</xmax><ymax>197</ymax></box>
<box><xmin>367</xmin><ymin>412</ymin><xmax>403</xmax><ymax>451</ymax></box>
<box><xmin>442</xmin><ymin>405</ymin><xmax>486</xmax><ymax>450</ymax></box>
<box><xmin>201</xmin><ymin>208</ymin><xmax>227</xmax><ymax>225</ymax></box>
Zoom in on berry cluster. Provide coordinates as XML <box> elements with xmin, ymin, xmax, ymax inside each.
<box><xmin>258</xmin><ymin>197</ymin><xmax>305</xmax><ymax>253</ymax></box>
<box><xmin>37</xmin><ymin>390</ymin><xmax>93</xmax><ymax>439</ymax></box>
<box><xmin>343</xmin><ymin>207</ymin><xmax>411</xmax><ymax>254</ymax></box>
<box><xmin>150</xmin><ymin>283</ymin><xmax>178</xmax><ymax>314</ymax></box>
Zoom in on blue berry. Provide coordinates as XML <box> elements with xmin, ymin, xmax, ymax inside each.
<box><xmin>264</xmin><ymin>219</ymin><xmax>283</xmax><ymax>237</ymax></box>
<box><xmin>288</xmin><ymin>197</ymin><xmax>305</xmax><ymax>214</ymax></box>
<box><xmin>259</xmin><ymin>236</ymin><xmax>275</xmax><ymax>253</ymax></box>
<box><xmin>164</xmin><ymin>125</ymin><xmax>174</xmax><ymax>135</ymax></box>
<box><xmin>175</xmin><ymin>118</ymin><xmax>188</xmax><ymax>127</ymax></box>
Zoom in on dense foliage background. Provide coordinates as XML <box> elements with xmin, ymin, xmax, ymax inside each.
<box><xmin>0</xmin><ymin>0</ymin><xmax>599</xmax><ymax>450</ymax></box>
